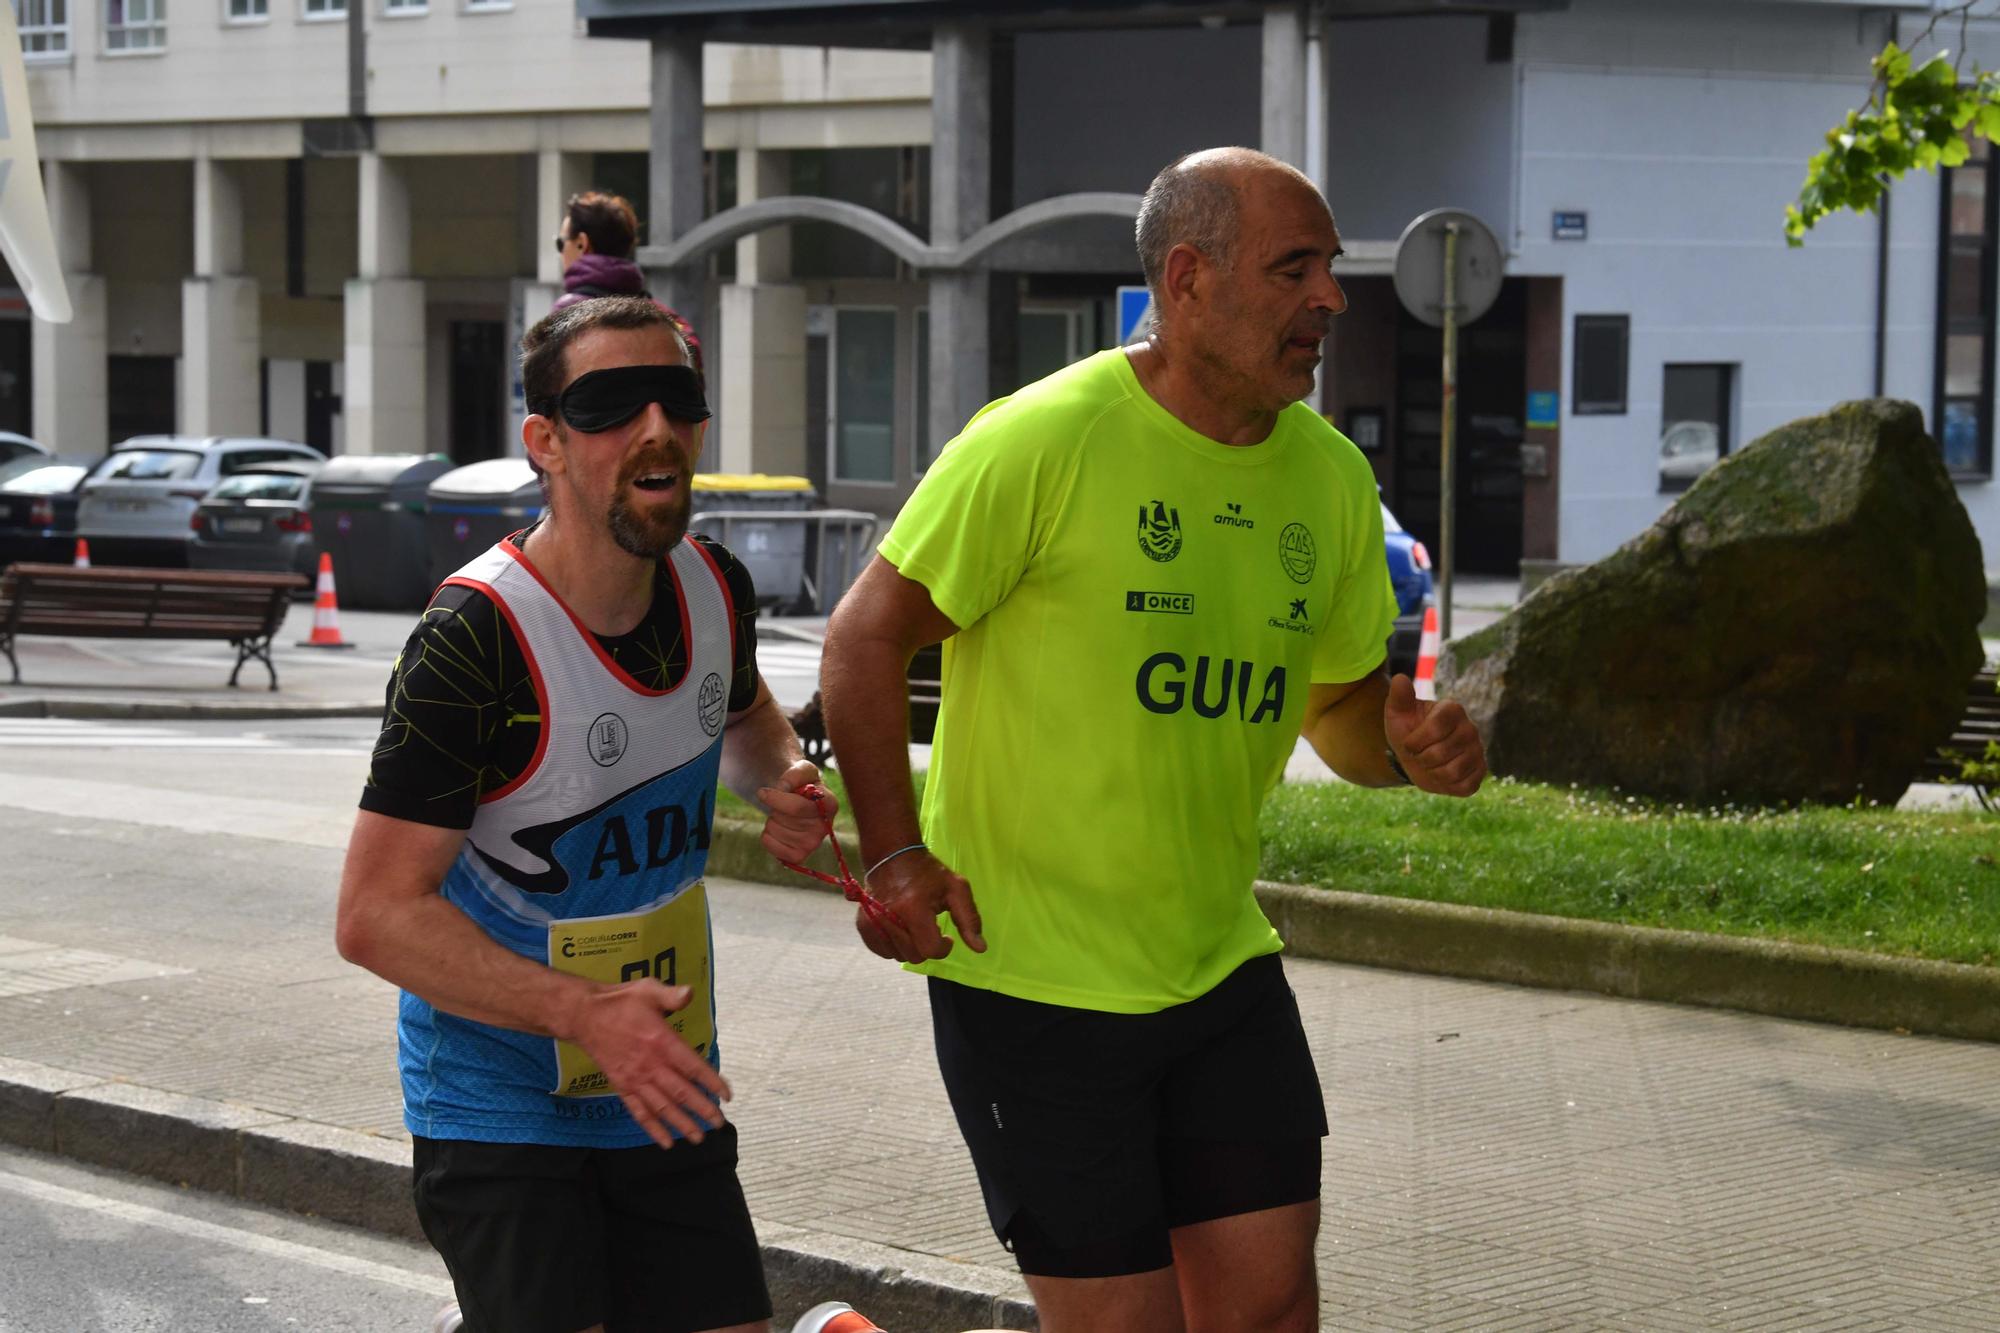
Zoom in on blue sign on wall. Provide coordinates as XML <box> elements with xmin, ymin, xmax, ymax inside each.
<box><xmin>1527</xmin><ymin>390</ymin><xmax>1560</xmax><ymax>428</ymax></box>
<box><xmin>1116</xmin><ymin>286</ymin><xmax>1153</xmax><ymax>344</ymax></box>
<box><xmin>1552</xmin><ymin>211</ymin><xmax>1587</xmax><ymax>241</ymax></box>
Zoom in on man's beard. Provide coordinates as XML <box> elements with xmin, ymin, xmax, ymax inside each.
<box><xmin>606</xmin><ymin>446</ymin><xmax>692</xmax><ymax>559</ymax></box>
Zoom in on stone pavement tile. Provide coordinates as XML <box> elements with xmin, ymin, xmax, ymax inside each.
<box><xmin>1892</xmin><ymin>1298</ymin><xmax>2000</xmax><ymax>1332</ymax></box>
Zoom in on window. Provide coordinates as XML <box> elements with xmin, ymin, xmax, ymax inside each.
<box><xmin>225</xmin><ymin>0</ymin><xmax>265</xmax><ymax>20</ymax></box>
<box><xmin>102</xmin><ymin>0</ymin><xmax>164</xmax><ymax>50</ymax></box>
<box><xmin>302</xmin><ymin>0</ymin><xmax>343</xmax><ymax>15</ymax></box>
<box><xmin>462</xmin><ymin>0</ymin><xmax>509</xmax><ymax>10</ymax></box>
<box><xmin>15</xmin><ymin>0</ymin><xmax>71</xmax><ymax>56</ymax></box>
<box><xmin>383</xmin><ymin>0</ymin><xmax>423</xmax><ymax>12</ymax></box>
<box><xmin>831</xmin><ymin>308</ymin><xmax>897</xmax><ymax>484</ymax></box>
<box><xmin>1573</xmin><ymin>314</ymin><xmax>1629</xmax><ymax>415</ymax></box>
<box><xmin>1937</xmin><ymin>137</ymin><xmax>1996</xmax><ymax>479</ymax></box>
<box><xmin>1659</xmin><ymin>364</ymin><xmax>1732</xmax><ymax>493</ymax></box>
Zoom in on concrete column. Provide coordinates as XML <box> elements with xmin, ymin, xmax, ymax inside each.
<box><xmin>928</xmin><ymin>22</ymin><xmax>992</xmax><ymax>454</ymax></box>
<box><xmin>345</xmin><ymin>153</ymin><xmax>422</xmax><ymax>454</ymax></box>
<box><xmin>734</xmin><ymin>147</ymin><xmax>791</xmax><ymax>283</ymax></box>
<box><xmin>1261</xmin><ymin>3</ymin><xmax>1309</xmax><ymax>171</ymax></box>
<box><xmin>32</xmin><ymin>161</ymin><xmax>106</xmax><ymax>454</ymax></box>
<box><xmin>717</xmin><ymin>284</ymin><xmax>807</xmax><ymax>476</ymax></box>
<box><xmin>536</xmin><ymin>150</ymin><xmax>591</xmax><ymax>286</ymax></box>
<box><xmin>357</xmin><ymin>152</ymin><xmax>410</xmax><ymax>281</ymax></box>
<box><xmin>182</xmin><ymin>158</ymin><xmax>259</xmax><ymax>436</ymax></box>
<box><xmin>341</xmin><ymin>278</ymin><xmax>425</xmax><ymax>455</ymax></box>
<box><xmin>645</xmin><ymin>32</ymin><xmax>706</xmax><ymax>320</ymax></box>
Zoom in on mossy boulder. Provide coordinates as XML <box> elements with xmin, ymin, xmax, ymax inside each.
<box><xmin>1439</xmin><ymin>399</ymin><xmax>1986</xmax><ymax>805</ymax></box>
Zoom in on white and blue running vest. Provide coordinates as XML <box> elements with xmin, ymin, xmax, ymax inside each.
<box><xmin>399</xmin><ymin>535</ymin><xmax>736</xmax><ymax>1147</ymax></box>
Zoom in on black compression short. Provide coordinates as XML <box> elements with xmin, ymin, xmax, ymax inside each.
<box><xmin>928</xmin><ymin>953</ymin><xmax>1328</xmax><ymax>1279</ymax></box>
<box><xmin>411</xmin><ymin>1127</ymin><xmax>770</xmax><ymax>1333</ymax></box>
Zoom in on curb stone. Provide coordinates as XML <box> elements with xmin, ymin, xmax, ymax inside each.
<box><xmin>0</xmin><ymin>1059</ymin><xmax>1038</xmax><ymax>1331</ymax></box>
<box><xmin>704</xmin><ymin>821</ymin><xmax>2000</xmax><ymax>1044</ymax></box>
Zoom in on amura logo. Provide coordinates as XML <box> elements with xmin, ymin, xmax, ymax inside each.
<box><xmin>1213</xmin><ymin>501</ymin><xmax>1255</xmax><ymax>530</ymax></box>
<box><xmin>1137</xmin><ymin>501</ymin><xmax>1183</xmax><ymax>562</ymax></box>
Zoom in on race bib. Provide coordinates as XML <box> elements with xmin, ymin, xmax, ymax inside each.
<box><xmin>546</xmin><ymin>882</ymin><xmax>713</xmax><ymax>1098</ymax></box>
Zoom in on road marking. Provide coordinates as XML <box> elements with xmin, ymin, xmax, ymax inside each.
<box><xmin>0</xmin><ymin>1168</ymin><xmax>454</xmax><ymax>1298</ymax></box>
<box><xmin>0</xmin><ymin>773</ymin><xmax>350</xmax><ymax>849</ymax></box>
<box><xmin>0</xmin><ymin>719</ymin><xmax>368</xmax><ymax>756</ymax></box>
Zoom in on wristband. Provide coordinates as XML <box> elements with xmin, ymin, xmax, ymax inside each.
<box><xmin>1384</xmin><ymin>747</ymin><xmax>1414</xmax><ymax>787</ymax></box>
<box><xmin>865</xmin><ymin>842</ymin><xmax>928</xmax><ymax>880</ymax></box>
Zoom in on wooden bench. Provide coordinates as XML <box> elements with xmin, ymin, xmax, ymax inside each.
<box><xmin>1918</xmin><ymin>666</ymin><xmax>2000</xmax><ymax>788</ymax></box>
<box><xmin>0</xmin><ymin>563</ymin><xmax>310</xmax><ymax>691</ymax></box>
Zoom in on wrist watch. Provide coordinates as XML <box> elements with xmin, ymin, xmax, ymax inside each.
<box><xmin>1384</xmin><ymin>747</ymin><xmax>1414</xmax><ymax>787</ymax></box>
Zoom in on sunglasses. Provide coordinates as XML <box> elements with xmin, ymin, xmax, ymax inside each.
<box><xmin>554</xmin><ymin>364</ymin><xmax>711</xmax><ymax>433</ymax></box>
<box><xmin>552</xmin><ymin>234</ymin><xmax>570</xmax><ymax>253</ymax></box>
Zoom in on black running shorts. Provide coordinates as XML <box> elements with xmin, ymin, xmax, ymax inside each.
<box><xmin>928</xmin><ymin>952</ymin><xmax>1328</xmax><ymax>1279</ymax></box>
<box><xmin>410</xmin><ymin>1125</ymin><xmax>771</xmax><ymax>1333</ymax></box>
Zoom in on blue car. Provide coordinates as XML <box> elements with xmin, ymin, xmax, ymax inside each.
<box><xmin>1381</xmin><ymin>501</ymin><xmax>1434</xmax><ymax>677</ymax></box>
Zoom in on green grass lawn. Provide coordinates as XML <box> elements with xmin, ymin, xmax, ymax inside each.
<box><xmin>721</xmin><ymin>770</ymin><xmax>1998</xmax><ymax>965</ymax></box>
<box><xmin>1261</xmin><ymin>778</ymin><xmax>2000</xmax><ymax>965</ymax></box>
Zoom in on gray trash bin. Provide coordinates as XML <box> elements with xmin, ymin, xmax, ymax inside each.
<box><xmin>427</xmin><ymin>458</ymin><xmax>545</xmax><ymax>589</ymax></box>
<box><xmin>688</xmin><ymin>474</ymin><xmax>816</xmax><ymax>610</ymax></box>
<box><xmin>312</xmin><ymin>453</ymin><xmax>455</xmax><ymax>610</ymax></box>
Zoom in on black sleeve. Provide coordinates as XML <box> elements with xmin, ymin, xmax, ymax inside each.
<box><xmin>358</xmin><ymin>584</ymin><xmax>533</xmax><ymax>830</ymax></box>
<box><xmin>691</xmin><ymin>533</ymin><xmax>761</xmax><ymax>713</ymax></box>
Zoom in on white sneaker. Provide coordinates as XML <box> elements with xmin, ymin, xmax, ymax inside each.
<box><xmin>430</xmin><ymin>1301</ymin><xmax>464</xmax><ymax>1333</ymax></box>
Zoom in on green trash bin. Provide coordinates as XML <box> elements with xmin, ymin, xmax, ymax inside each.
<box><xmin>688</xmin><ymin>474</ymin><xmax>817</xmax><ymax>610</ymax></box>
<box><xmin>427</xmin><ymin>458</ymin><xmax>545</xmax><ymax>590</ymax></box>
<box><xmin>312</xmin><ymin>453</ymin><xmax>454</xmax><ymax>610</ymax></box>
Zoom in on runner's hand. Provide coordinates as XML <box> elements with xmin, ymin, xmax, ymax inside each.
<box><xmin>857</xmin><ymin>851</ymin><xmax>985</xmax><ymax>964</ymax></box>
<box><xmin>757</xmin><ymin>761</ymin><xmax>834</xmax><ymax>863</ymax></box>
<box><xmin>568</xmin><ymin>978</ymin><xmax>731</xmax><ymax>1152</ymax></box>
<box><xmin>1384</xmin><ymin>673</ymin><xmax>1487</xmax><ymax>797</ymax></box>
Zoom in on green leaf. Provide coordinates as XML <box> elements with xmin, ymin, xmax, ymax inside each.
<box><xmin>1978</xmin><ymin>103</ymin><xmax>2000</xmax><ymax>141</ymax></box>
<box><xmin>1942</xmin><ymin>135</ymin><xmax>1973</xmax><ymax>168</ymax></box>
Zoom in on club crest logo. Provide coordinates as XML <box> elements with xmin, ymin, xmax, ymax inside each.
<box><xmin>698</xmin><ymin>672</ymin><xmax>726</xmax><ymax>737</ymax></box>
<box><xmin>588</xmin><ymin>712</ymin><xmax>629</xmax><ymax>767</ymax></box>
<box><xmin>1138</xmin><ymin>501</ymin><xmax>1183</xmax><ymax>563</ymax></box>
<box><xmin>1278</xmin><ymin>523</ymin><xmax>1316</xmax><ymax>584</ymax></box>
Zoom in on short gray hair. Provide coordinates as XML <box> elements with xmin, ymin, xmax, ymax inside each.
<box><xmin>1135</xmin><ymin>152</ymin><xmax>1243</xmax><ymax>299</ymax></box>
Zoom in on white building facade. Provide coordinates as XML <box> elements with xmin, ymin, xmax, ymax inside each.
<box><xmin>11</xmin><ymin>0</ymin><xmax>1997</xmax><ymax>582</ymax></box>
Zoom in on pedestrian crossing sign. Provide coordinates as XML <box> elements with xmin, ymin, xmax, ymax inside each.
<box><xmin>1117</xmin><ymin>286</ymin><xmax>1154</xmax><ymax>345</ymax></box>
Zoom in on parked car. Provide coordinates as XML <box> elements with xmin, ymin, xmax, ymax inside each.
<box><xmin>1382</xmin><ymin>500</ymin><xmax>1435</xmax><ymax>677</ymax></box>
<box><xmin>75</xmin><ymin>436</ymin><xmax>324</xmax><ymax>566</ymax></box>
<box><xmin>0</xmin><ymin>432</ymin><xmax>47</xmax><ymax>466</ymax></box>
<box><xmin>0</xmin><ymin>456</ymin><xmax>87</xmax><ymax>570</ymax></box>
<box><xmin>188</xmin><ymin>461</ymin><xmax>325</xmax><ymax>582</ymax></box>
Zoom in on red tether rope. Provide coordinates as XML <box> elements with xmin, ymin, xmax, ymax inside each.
<box><xmin>778</xmin><ymin>783</ymin><xmax>907</xmax><ymax>935</ymax></box>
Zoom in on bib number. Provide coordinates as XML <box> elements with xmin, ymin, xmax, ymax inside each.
<box><xmin>547</xmin><ymin>882</ymin><xmax>713</xmax><ymax>1098</ymax></box>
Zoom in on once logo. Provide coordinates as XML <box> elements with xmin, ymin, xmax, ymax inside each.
<box><xmin>698</xmin><ymin>671</ymin><xmax>726</xmax><ymax>737</ymax></box>
<box><xmin>1125</xmin><ymin>590</ymin><xmax>1195</xmax><ymax>615</ymax></box>
<box><xmin>1137</xmin><ymin>501</ymin><xmax>1183</xmax><ymax>562</ymax></box>
<box><xmin>588</xmin><ymin>712</ymin><xmax>629</xmax><ymax>767</ymax></box>
<box><xmin>1135</xmin><ymin>652</ymin><xmax>1287</xmax><ymax>723</ymax></box>
<box><xmin>1278</xmin><ymin>523</ymin><xmax>1316</xmax><ymax>584</ymax></box>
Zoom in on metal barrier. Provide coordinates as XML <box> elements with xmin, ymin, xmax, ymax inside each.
<box><xmin>688</xmin><ymin>508</ymin><xmax>880</xmax><ymax>615</ymax></box>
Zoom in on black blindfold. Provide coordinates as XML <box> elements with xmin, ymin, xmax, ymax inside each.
<box><xmin>556</xmin><ymin>364</ymin><xmax>711</xmax><ymax>433</ymax></box>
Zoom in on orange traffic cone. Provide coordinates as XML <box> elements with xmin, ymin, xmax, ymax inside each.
<box><xmin>298</xmin><ymin>551</ymin><xmax>355</xmax><ymax>650</ymax></box>
<box><xmin>72</xmin><ymin>537</ymin><xmax>90</xmax><ymax>568</ymax></box>
<box><xmin>1412</xmin><ymin>602</ymin><xmax>1441</xmax><ymax>701</ymax></box>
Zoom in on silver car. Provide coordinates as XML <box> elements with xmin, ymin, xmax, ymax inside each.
<box><xmin>76</xmin><ymin>436</ymin><xmax>323</xmax><ymax>566</ymax></box>
<box><xmin>188</xmin><ymin>461</ymin><xmax>325</xmax><ymax>582</ymax></box>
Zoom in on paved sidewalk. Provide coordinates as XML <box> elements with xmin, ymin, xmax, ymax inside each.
<box><xmin>5</xmin><ymin>802</ymin><xmax>2000</xmax><ymax>1329</ymax></box>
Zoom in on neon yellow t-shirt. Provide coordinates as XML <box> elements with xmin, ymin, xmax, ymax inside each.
<box><xmin>880</xmin><ymin>349</ymin><xmax>1396</xmax><ymax>1013</ymax></box>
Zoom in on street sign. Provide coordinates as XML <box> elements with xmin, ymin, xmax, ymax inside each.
<box><xmin>1527</xmin><ymin>391</ymin><xmax>1559</xmax><ymax>429</ymax></box>
<box><xmin>1392</xmin><ymin>208</ymin><xmax>1504</xmax><ymax>643</ymax></box>
<box><xmin>1392</xmin><ymin>208</ymin><xmax>1502</xmax><ymax>329</ymax></box>
<box><xmin>1116</xmin><ymin>286</ymin><xmax>1153</xmax><ymax>345</ymax></box>
<box><xmin>1553</xmin><ymin>210</ymin><xmax>1587</xmax><ymax>241</ymax></box>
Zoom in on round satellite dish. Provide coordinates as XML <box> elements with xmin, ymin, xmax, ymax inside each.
<box><xmin>1392</xmin><ymin>208</ymin><xmax>1503</xmax><ymax>329</ymax></box>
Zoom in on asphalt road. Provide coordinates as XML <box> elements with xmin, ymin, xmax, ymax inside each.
<box><xmin>0</xmin><ymin>1145</ymin><xmax>451</xmax><ymax>1333</ymax></box>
